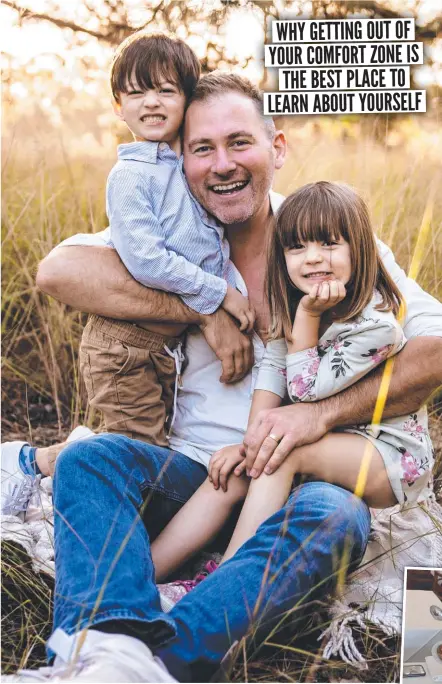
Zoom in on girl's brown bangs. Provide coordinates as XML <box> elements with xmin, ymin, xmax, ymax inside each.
<box><xmin>278</xmin><ymin>197</ymin><xmax>346</xmax><ymax>248</ymax></box>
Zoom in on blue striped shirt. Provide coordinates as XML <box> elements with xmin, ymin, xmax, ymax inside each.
<box><xmin>105</xmin><ymin>141</ymin><xmax>229</xmax><ymax>314</ymax></box>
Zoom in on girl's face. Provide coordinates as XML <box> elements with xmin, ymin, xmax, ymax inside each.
<box><xmin>284</xmin><ymin>235</ymin><xmax>352</xmax><ymax>294</ymax></box>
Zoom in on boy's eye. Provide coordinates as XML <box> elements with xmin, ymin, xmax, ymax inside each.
<box><xmin>128</xmin><ymin>90</ymin><xmax>143</xmax><ymax>96</ymax></box>
<box><xmin>160</xmin><ymin>87</ymin><xmax>176</xmax><ymax>94</ymax></box>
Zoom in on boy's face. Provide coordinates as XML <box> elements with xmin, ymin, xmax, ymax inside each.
<box><xmin>114</xmin><ymin>76</ymin><xmax>186</xmax><ymax>152</ymax></box>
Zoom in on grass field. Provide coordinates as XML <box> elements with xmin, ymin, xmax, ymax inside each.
<box><xmin>2</xmin><ymin>119</ymin><xmax>441</xmax><ymax>681</ymax></box>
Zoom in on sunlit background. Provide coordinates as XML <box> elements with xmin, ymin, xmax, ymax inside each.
<box><xmin>1</xmin><ymin>0</ymin><xmax>441</xmax><ymax>440</ymax></box>
<box><xmin>1</xmin><ymin>0</ymin><xmax>442</xmax><ymax>159</ymax></box>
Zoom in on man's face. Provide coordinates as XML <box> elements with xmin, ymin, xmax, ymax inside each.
<box><xmin>183</xmin><ymin>92</ymin><xmax>285</xmax><ymax>225</ymax></box>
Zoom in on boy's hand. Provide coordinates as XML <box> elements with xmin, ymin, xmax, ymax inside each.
<box><xmin>222</xmin><ymin>286</ymin><xmax>255</xmax><ymax>333</ymax></box>
<box><xmin>199</xmin><ymin>308</ymin><xmax>254</xmax><ymax>383</ymax></box>
<box><xmin>209</xmin><ymin>444</ymin><xmax>246</xmax><ymax>492</ymax></box>
<box><xmin>299</xmin><ymin>279</ymin><xmax>346</xmax><ymax>317</ymax></box>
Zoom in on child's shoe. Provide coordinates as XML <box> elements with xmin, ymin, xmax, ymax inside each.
<box><xmin>1</xmin><ymin>441</ymin><xmax>38</xmax><ymax>518</ymax></box>
<box><xmin>158</xmin><ymin>559</ymin><xmax>219</xmax><ymax>612</ymax></box>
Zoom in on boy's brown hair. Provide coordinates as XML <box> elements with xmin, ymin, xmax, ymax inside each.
<box><xmin>110</xmin><ymin>33</ymin><xmax>200</xmax><ymax>103</ymax></box>
<box><xmin>267</xmin><ymin>181</ymin><xmax>403</xmax><ymax>340</ymax></box>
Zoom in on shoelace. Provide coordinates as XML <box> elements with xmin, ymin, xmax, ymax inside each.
<box><xmin>164</xmin><ymin>341</ymin><xmax>185</xmax><ymax>435</ymax></box>
<box><xmin>3</xmin><ymin>477</ymin><xmax>37</xmax><ymax>515</ymax></box>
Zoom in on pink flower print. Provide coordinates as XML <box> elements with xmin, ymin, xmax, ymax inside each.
<box><xmin>290</xmin><ymin>374</ymin><xmax>310</xmax><ymax>400</ymax></box>
<box><xmin>400</xmin><ymin>450</ymin><xmax>421</xmax><ymax>484</ymax></box>
<box><xmin>278</xmin><ymin>368</ymin><xmax>287</xmax><ymax>378</ymax></box>
<box><xmin>361</xmin><ymin>344</ymin><xmax>393</xmax><ymax>364</ymax></box>
<box><xmin>403</xmin><ymin>415</ymin><xmax>425</xmax><ymax>441</ymax></box>
<box><xmin>307</xmin><ymin>355</ymin><xmax>320</xmax><ymax>375</ymax></box>
<box><xmin>371</xmin><ymin>344</ymin><xmax>393</xmax><ymax>363</ymax></box>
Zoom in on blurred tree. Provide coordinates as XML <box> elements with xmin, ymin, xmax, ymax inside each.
<box><xmin>3</xmin><ymin>0</ymin><xmax>441</xmax><ymax>56</ymax></box>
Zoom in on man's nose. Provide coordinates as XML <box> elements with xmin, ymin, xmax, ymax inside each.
<box><xmin>142</xmin><ymin>90</ymin><xmax>160</xmax><ymax>107</ymax></box>
<box><xmin>211</xmin><ymin>148</ymin><xmax>236</xmax><ymax>175</ymax></box>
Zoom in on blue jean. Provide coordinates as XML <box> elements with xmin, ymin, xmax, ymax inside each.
<box><xmin>52</xmin><ymin>433</ymin><xmax>371</xmax><ymax>682</ymax></box>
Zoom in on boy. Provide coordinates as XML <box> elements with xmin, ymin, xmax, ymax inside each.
<box><xmin>79</xmin><ymin>32</ymin><xmax>253</xmax><ymax>446</ymax></box>
<box><xmin>1</xmin><ymin>33</ymin><xmax>253</xmax><ymax>517</ymax></box>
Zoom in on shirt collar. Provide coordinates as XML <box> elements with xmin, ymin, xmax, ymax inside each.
<box><xmin>117</xmin><ymin>141</ymin><xmax>180</xmax><ymax>164</ymax></box>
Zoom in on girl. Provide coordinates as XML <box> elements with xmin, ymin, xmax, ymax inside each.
<box><xmin>150</xmin><ymin>181</ymin><xmax>434</xmax><ymax>602</ymax></box>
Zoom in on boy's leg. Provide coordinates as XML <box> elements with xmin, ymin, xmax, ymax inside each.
<box><xmin>158</xmin><ymin>481</ymin><xmax>371</xmax><ymax>683</ymax></box>
<box><xmin>80</xmin><ymin>315</ymin><xmax>181</xmax><ymax>446</ymax></box>
<box><xmin>51</xmin><ymin>433</ymin><xmax>206</xmax><ymax>644</ymax></box>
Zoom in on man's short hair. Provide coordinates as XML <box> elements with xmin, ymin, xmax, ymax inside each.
<box><xmin>189</xmin><ymin>72</ymin><xmax>276</xmax><ymax>138</ymax></box>
<box><xmin>110</xmin><ymin>32</ymin><xmax>200</xmax><ymax>104</ymax></box>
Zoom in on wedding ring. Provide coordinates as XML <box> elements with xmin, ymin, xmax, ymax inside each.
<box><xmin>268</xmin><ymin>433</ymin><xmax>280</xmax><ymax>444</ymax></box>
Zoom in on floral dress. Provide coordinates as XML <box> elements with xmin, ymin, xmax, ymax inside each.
<box><xmin>255</xmin><ymin>291</ymin><xmax>434</xmax><ymax>507</ymax></box>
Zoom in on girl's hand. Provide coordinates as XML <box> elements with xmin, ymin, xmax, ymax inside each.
<box><xmin>209</xmin><ymin>444</ymin><xmax>246</xmax><ymax>492</ymax></box>
<box><xmin>299</xmin><ymin>279</ymin><xmax>346</xmax><ymax>316</ymax></box>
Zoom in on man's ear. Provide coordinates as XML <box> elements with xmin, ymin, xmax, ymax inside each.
<box><xmin>112</xmin><ymin>100</ymin><xmax>124</xmax><ymax>121</ymax></box>
<box><xmin>273</xmin><ymin>130</ymin><xmax>287</xmax><ymax>170</ymax></box>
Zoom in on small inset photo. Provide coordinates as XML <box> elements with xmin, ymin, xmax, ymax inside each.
<box><xmin>402</xmin><ymin>567</ymin><xmax>442</xmax><ymax>683</ymax></box>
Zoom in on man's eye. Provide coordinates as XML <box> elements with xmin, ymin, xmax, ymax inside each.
<box><xmin>232</xmin><ymin>140</ymin><xmax>249</xmax><ymax>148</ymax></box>
<box><xmin>194</xmin><ymin>145</ymin><xmax>211</xmax><ymax>154</ymax></box>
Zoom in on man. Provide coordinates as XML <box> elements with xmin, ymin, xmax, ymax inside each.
<box><xmin>11</xmin><ymin>74</ymin><xmax>442</xmax><ymax>682</ymax></box>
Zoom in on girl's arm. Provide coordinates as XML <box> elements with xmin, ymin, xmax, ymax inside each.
<box><xmin>287</xmin><ymin>313</ymin><xmax>405</xmax><ymax>403</ymax></box>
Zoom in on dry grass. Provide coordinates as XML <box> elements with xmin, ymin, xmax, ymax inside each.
<box><xmin>1</xmin><ymin>116</ymin><xmax>441</xmax><ymax>681</ymax></box>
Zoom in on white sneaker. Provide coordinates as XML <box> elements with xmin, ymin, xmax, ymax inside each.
<box><xmin>1</xmin><ymin>427</ymin><xmax>95</xmax><ymax>518</ymax></box>
<box><xmin>66</xmin><ymin>426</ymin><xmax>95</xmax><ymax>444</ymax></box>
<box><xmin>1</xmin><ymin>441</ymin><xmax>39</xmax><ymax>518</ymax></box>
<box><xmin>5</xmin><ymin>628</ymin><xmax>177</xmax><ymax>682</ymax></box>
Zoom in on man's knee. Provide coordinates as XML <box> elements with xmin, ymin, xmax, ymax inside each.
<box><xmin>287</xmin><ymin>481</ymin><xmax>371</xmax><ymax>555</ymax></box>
<box><xmin>54</xmin><ymin>433</ymin><xmax>122</xmax><ymax>478</ymax></box>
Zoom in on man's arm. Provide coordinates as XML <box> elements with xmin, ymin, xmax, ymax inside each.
<box><xmin>243</xmin><ymin>336</ymin><xmax>442</xmax><ymax>476</ymax></box>
<box><xmin>37</xmin><ymin>246</ymin><xmax>201</xmax><ymax>324</ymax></box>
<box><xmin>37</xmin><ymin>245</ymin><xmax>254</xmax><ymax>383</ymax></box>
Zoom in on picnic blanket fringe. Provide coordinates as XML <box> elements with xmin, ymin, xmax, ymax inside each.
<box><xmin>321</xmin><ymin>498</ymin><xmax>442</xmax><ymax>668</ymax></box>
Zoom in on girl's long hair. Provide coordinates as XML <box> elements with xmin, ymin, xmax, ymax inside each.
<box><xmin>267</xmin><ymin>181</ymin><xmax>403</xmax><ymax>340</ymax></box>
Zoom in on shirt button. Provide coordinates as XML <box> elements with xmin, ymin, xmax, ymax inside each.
<box><xmin>159</xmin><ymin>142</ymin><xmax>167</xmax><ymax>150</ymax></box>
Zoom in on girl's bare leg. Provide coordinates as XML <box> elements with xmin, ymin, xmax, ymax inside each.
<box><xmin>222</xmin><ymin>432</ymin><xmax>395</xmax><ymax>563</ymax></box>
<box><xmin>151</xmin><ymin>475</ymin><xmax>248</xmax><ymax>582</ymax></box>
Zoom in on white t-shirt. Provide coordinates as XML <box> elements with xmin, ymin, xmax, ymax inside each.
<box><xmin>57</xmin><ymin>191</ymin><xmax>442</xmax><ymax>468</ymax></box>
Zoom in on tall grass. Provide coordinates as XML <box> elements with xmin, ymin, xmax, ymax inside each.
<box><xmin>1</xmin><ymin>118</ymin><xmax>441</xmax><ymax>680</ymax></box>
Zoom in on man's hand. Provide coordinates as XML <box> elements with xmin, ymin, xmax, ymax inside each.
<box><xmin>242</xmin><ymin>403</ymin><xmax>328</xmax><ymax>478</ymax></box>
<box><xmin>199</xmin><ymin>308</ymin><xmax>254</xmax><ymax>384</ymax></box>
<box><xmin>222</xmin><ymin>286</ymin><xmax>255</xmax><ymax>333</ymax></box>
<box><xmin>209</xmin><ymin>444</ymin><xmax>246</xmax><ymax>492</ymax></box>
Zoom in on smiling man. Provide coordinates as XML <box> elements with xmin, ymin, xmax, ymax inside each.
<box><xmin>12</xmin><ymin>73</ymin><xmax>442</xmax><ymax>683</ymax></box>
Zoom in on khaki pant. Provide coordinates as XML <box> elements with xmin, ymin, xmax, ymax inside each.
<box><xmin>79</xmin><ymin>314</ymin><xmax>184</xmax><ymax>447</ymax></box>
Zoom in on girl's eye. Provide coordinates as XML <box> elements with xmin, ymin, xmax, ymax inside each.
<box><xmin>160</xmin><ymin>88</ymin><xmax>175</xmax><ymax>94</ymax></box>
<box><xmin>289</xmin><ymin>243</ymin><xmax>304</xmax><ymax>251</ymax></box>
<box><xmin>323</xmin><ymin>240</ymin><xmax>338</xmax><ymax>246</ymax></box>
<box><xmin>128</xmin><ymin>90</ymin><xmax>143</xmax><ymax>96</ymax></box>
